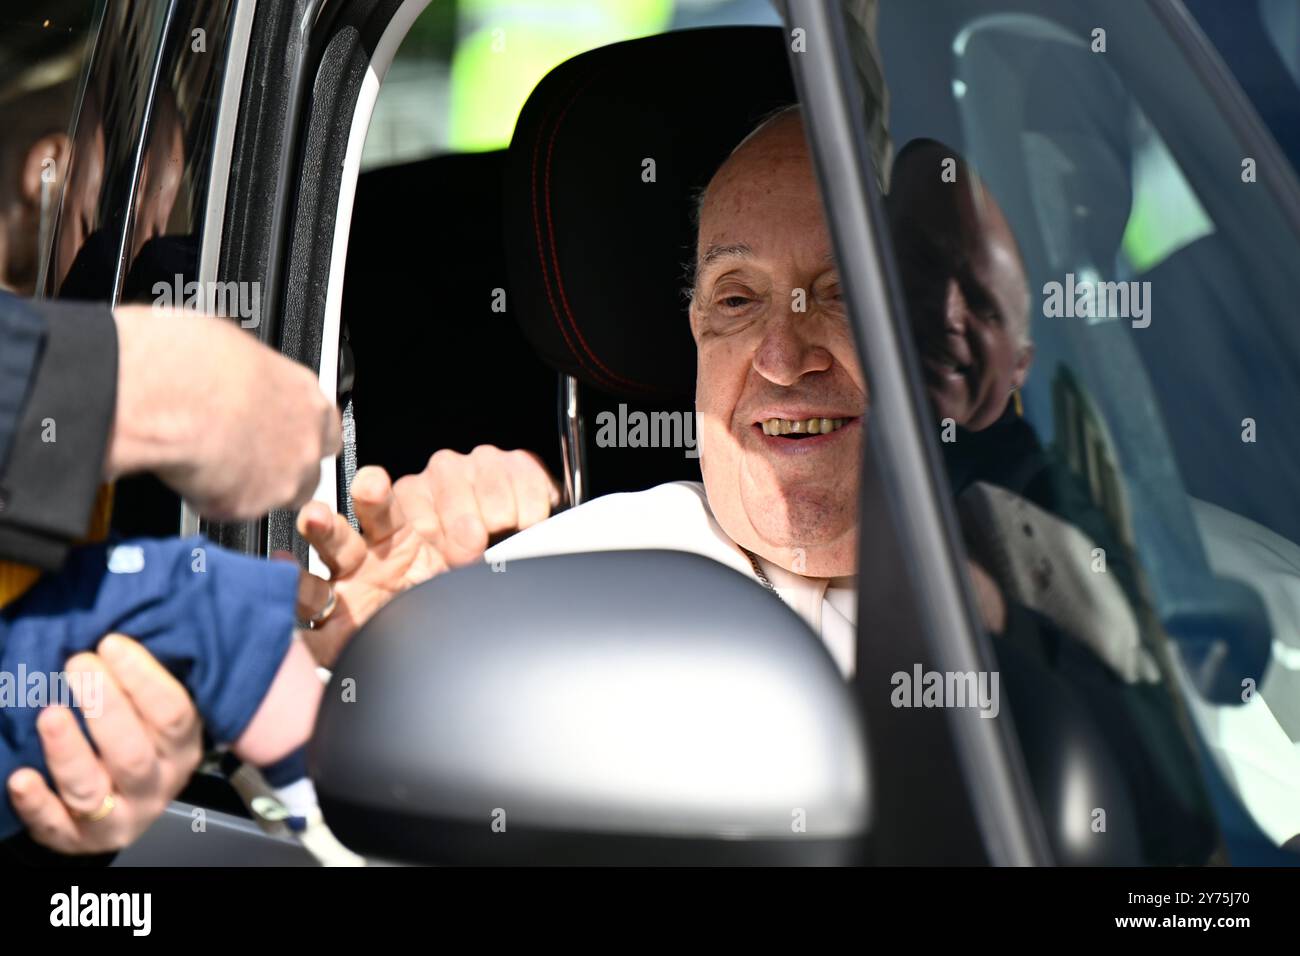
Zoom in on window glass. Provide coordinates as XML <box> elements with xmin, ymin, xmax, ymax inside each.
<box><xmin>862</xmin><ymin>0</ymin><xmax>1300</xmax><ymax>863</ymax></box>
<box><xmin>1260</xmin><ymin>0</ymin><xmax>1300</xmax><ymax>89</ymax></box>
<box><xmin>0</xmin><ymin>2</ymin><xmax>101</xmax><ymax>297</ymax></box>
<box><xmin>48</xmin><ymin>1</ymin><xmax>172</xmax><ymax>300</ymax></box>
<box><xmin>362</xmin><ymin>0</ymin><xmax>781</xmax><ymax>169</ymax></box>
<box><xmin>117</xmin><ymin>1</ymin><xmax>237</xmax><ymax>308</ymax></box>
<box><xmin>1186</xmin><ymin>0</ymin><xmax>1300</xmax><ymax>175</ymax></box>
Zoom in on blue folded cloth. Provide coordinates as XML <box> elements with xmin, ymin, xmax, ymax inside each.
<box><xmin>0</xmin><ymin>536</ymin><xmax>300</xmax><ymax>839</ymax></box>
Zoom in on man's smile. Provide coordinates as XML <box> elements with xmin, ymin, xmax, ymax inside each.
<box><xmin>745</xmin><ymin>414</ymin><xmax>862</xmax><ymax>453</ymax></box>
<box><xmin>758</xmin><ymin>416</ymin><xmax>850</xmax><ymax>436</ymax></box>
<box><xmin>921</xmin><ymin>351</ymin><xmax>974</xmax><ymax>384</ymax></box>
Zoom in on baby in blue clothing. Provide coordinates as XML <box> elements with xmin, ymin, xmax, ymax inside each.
<box><xmin>0</xmin><ymin>536</ymin><xmax>324</xmax><ymax>839</ymax></box>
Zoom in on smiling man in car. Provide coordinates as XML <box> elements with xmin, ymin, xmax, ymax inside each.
<box><xmin>295</xmin><ymin>106</ymin><xmax>1007</xmax><ymax>674</ymax></box>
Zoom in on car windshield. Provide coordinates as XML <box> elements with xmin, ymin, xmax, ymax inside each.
<box><xmin>851</xmin><ymin>0</ymin><xmax>1300</xmax><ymax>862</ymax></box>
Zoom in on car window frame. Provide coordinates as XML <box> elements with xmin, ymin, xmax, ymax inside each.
<box><xmin>783</xmin><ymin>0</ymin><xmax>1053</xmax><ymax>866</ymax></box>
<box><xmin>242</xmin><ymin>0</ymin><xmax>1040</xmax><ymax>862</ymax></box>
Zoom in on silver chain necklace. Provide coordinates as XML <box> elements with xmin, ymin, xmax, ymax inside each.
<box><xmin>741</xmin><ymin>547</ymin><xmax>776</xmax><ymax>592</ymax></box>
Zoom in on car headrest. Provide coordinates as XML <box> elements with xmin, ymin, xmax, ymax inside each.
<box><xmin>503</xmin><ymin>27</ymin><xmax>795</xmax><ymax>401</ymax></box>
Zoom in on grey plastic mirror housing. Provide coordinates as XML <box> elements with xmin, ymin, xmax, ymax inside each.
<box><xmin>309</xmin><ymin>550</ymin><xmax>870</xmax><ymax>864</ymax></box>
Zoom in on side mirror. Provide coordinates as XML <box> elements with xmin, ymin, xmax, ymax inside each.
<box><xmin>310</xmin><ymin>550</ymin><xmax>870</xmax><ymax>864</ymax></box>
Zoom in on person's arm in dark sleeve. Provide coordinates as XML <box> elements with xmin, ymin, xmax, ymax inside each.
<box><xmin>0</xmin><ymin>298</ymin><xmax>117</xmax><ymax>570</ymax></box>
<box><xmin>0</xmin><ymin>293</ymin><xmax>47</xmax><ymax>470</ymax></box>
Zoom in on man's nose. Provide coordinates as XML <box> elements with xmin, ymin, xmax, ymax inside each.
<box><xmin>752</xmin><ymin>312</ymin><xmax>833</xmax><ymax>387</ymax></box>
<box><xmin>943</xmin><ymin>277</ymin><xmax>969</xmax><ymax>335</ymax></box>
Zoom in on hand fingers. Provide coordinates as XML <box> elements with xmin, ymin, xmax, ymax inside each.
<box><xmin>276</xmin><ymin>549</ymin><xmax>333</xmax><ymax>620</ymax></box>
<box><xmin>67</xmin><ymin>650</ymin><xmax>164</xmax><ymax>797</ymax></box>
<box><xmin>96</xmin><ymin>635</ymin><xmax>201</xmax><ymax>760</ymax></box>
<box><xmin>296</xmin><ymin>571</ymin><xmax>333</xmax><ymax>622</ymax></box>
<box><xmin>288</xmin><ymin>398</ymin><xmax>341</xmax><ymax>511</ymax></box>
<box><xmin>31</xmin><ymin>703</ymin><xmax>114</xmax><ymax>818</ymax></box>
<box><xmin>7</xmin><ymin>767</ymin><xmax>85</xmax><ymax>855</ymax></box>
<box><xmin>507</xmin><ymin>450</ymin><xmax>561</xmax><ymax>530</ymax></box>
<box><xmin>427</xmin><ymin>451</ymin><xmax>489</xmax><ymax>566</ymax></box>
<box><xmin>393</xmin><ymin>473</ymin><xmax>444</xmax><ymax>547</ymax></box>
<box><xmin>351</xmin><ymin>465</ymin><xmax>410</xmax><ymax>546</ymax></box>
<box><xmin>298</xmin><ymin>500</ymin><xmax>366</xmax><ymax>577</ymax></box>
<box><xmin>289</xmin><ymin>471</ymin><xmax>321</xmax><ymax>513</ymax></box>
<box><xmin>467</xmin><ymin>447</ymin><xmax>518</xmax><ymax>535</ymax></box>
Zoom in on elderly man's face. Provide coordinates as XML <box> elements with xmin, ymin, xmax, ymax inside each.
<box><xmin>689</xmin><ymin>112</ymin><xmax>866</xmax><ymax>578</ymax></box>
<box><xmin>890</xmin><ymin>152</ymin><xmax>1031</xmax><ymax>432</ymax></box>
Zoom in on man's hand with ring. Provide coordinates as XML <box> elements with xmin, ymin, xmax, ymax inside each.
<box><xmin>5</xmin><ymin>635</ymin><xmax>202</xmax><ymax>854</ymax></box>
<box><xmin>293</xmin><ymin>448</ymin><xmax>559</xmax><ymax>666</ymax></box>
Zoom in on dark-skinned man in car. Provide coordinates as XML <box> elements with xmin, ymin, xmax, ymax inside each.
<box><xmin>885</xmin><ymin>138</ymin><xmax>1229</xmax><ymax>863</ymax></box>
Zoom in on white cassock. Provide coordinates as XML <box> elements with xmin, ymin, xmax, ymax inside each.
<box><xmin>483</xmin><ymin>481</ymin><xmax>858</xmax><ymax>679</ymax></box>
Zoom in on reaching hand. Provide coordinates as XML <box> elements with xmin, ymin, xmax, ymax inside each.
<box><xmin>297</xmin><ymin>466</ymin><xmax>448</xmax><ymax>666</ymax></box>
<box><xmin>295</xmin><ymin>447</ymin><xmax>560</xmax><ymax>666</ymax></box>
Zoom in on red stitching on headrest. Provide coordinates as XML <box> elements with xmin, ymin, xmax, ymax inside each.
<box><xmin>531</xmin><ymin>66</ymin><xmax>658</xmax><ymax>395</ymax></box>
<box><xmin>529</xmin><ymin>77</ymin><xmax>602</xmax><ymax>389</ymax></box>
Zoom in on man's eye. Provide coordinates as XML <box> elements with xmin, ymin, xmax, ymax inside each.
<box><xmin>720</xmin><ymin>295</ymin><xmax>752</xmax><ymax>308</ymax></box>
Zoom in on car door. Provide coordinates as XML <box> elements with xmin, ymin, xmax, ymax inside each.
<box><xmin>192</xmin><ymin>0</ymin><xmax>1045</xmax><ymax>866</ymax></box>
<box><xmin>817</xmin><ymin>0</ymin><xmax>1300</xmax><ymax>865</ymax></box>
<box><xmin>97</xmin><ymin>0</ymin><xmax>323</xmax><ymax>866</ymax></box>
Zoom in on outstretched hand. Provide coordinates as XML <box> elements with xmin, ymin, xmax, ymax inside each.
<box><xmin>297</xmin><ymin>466</ymin><xmax>449</xmax><ymax>666</ymax></box>
<box><xmin>296</xmin><ymin>447</ymin><xmax>560</xmax><ymax>666</ymax></box>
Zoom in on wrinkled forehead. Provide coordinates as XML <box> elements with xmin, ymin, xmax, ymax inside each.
<box><xmin>695</xmin><ymin>121</ymin><xmax>832</xmax><ymax>267</ymax></box>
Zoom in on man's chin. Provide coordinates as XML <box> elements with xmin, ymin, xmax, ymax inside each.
<box><xmin>928</xmin><ymin>391</ymin><xmax>968</xmax><ymax>427</ymax></box>
<box><xmin>740</xmin><ymin>486</ymin><xmax>855</xmax><ymax>556</ymax></box>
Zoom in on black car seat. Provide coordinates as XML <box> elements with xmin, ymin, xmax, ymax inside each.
<box><xmin>342</xmin><ymin>151</ymin><xmax>561</xmax><ymax>482</ymax></box>
<box><xmin>501</xmin><ymin>26</ymin><xmax>796</xmax><ymax>500</ymax></box>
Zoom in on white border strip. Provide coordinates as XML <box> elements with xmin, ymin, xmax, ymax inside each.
<box><xmin>183</xmin><ymin>0</ymin><xmax>259</xmax><ymax>537</ymax></box>
<box><xmin>309</xmin><ymin>0</ymin><xmax>434</xmax><ymax>578</ymax></box>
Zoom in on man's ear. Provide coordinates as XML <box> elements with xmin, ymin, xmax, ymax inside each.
<box><xmin>19</xmin><ymin>132</ymin><xmax>70</xmax><ymax>207</ymax></box>
<box><xmin>1011</xmin><ymin>341</ymin><xmax>1035</xmax><ymax>390</ymax></box>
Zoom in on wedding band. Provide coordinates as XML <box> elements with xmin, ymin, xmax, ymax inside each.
<box><xmin>309</xmin><ymin>584</ymin><xmax>337</xmax><ymax>627</ymax></box>
<box><xmin>75</xmin><ymin>792</ymin><xmax>117</xmax><ymax>823</ymax></box>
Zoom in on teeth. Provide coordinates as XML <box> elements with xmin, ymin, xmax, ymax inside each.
<box><xmin>761</xmin><ymin>417</ymin><xmax>847</xmax><ymax>436</ymax></box>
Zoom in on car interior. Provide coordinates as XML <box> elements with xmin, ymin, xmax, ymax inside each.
<box><xmin>343</xmin><ymin>26</ymin><xmax>799</xmax><ymax>502</ymax></box>
<box><xmin>877</xmin><ymin>0</ymin><xmax>1300</xmax><ymax>863</ymax></box>
<box><xmin>331</xmin><ymin>22</ymin><xmax>1222</xmax><ymax>865</ymax></box>
<box><xmin>39</xmin><ymin>0</ymin><xmax>1294</xmax><ymax>865</ymax></box>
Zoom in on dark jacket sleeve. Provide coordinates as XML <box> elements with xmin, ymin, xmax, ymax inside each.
<box><xmin>0</xmin><ymin>293</ymin><xmax>46</xmax><ymax>470</ymax></box>
<box><xmin>0</xmin><ymin>297</ymin><xmax>118</xmax><ymax>570</ymax></box>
